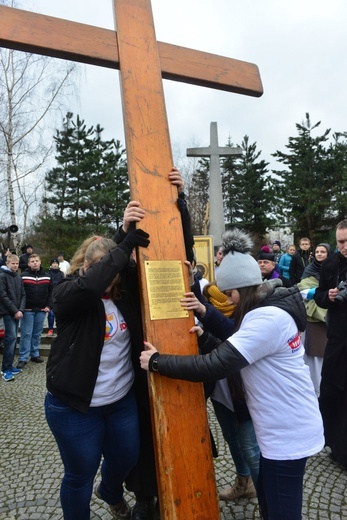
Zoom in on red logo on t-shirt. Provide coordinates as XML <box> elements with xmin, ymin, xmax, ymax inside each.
<box><xmin>288</xmin><ymin>332</ymin><xmax>301</xmax><ymax>352</ymax></box>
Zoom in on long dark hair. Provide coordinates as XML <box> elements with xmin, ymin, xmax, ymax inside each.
<box><xmin>227</xmin><ymin>284</ymin><xmax>261</xmax><ymax>403</ymax></box>
<box><xmin>232</xmin><ymin>285</ymin><xmax>261</xmax><ymax>331</ymax></box>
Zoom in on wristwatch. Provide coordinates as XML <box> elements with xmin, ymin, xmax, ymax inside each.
<box><xmin>152</xmin><ymin>358</ymin><xmax>158</xmax><ymax>372</ymax></box>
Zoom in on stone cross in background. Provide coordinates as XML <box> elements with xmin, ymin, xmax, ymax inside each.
<box><xmin>187</xmin><ymin>122</ymin><xmax>242</xmax><ymax>248</ymax></box>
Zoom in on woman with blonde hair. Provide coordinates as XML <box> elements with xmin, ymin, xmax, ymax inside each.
<box><xmin>45</xmin><ymin>228</ymin><xmax>150</xmax><ymax>520</ymax></box>
<box><xmin>45</xmin><ymin>167</ymin><xmax>192</xmax><ymax>520</ymax></box>
<box><xmin>278</xmin><ymin>244</ymin><xmax>296</xmax><ymax>280</ymax></box>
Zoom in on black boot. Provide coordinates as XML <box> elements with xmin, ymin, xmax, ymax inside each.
<box><xmin>132</xmin><ymin>498</ymin><xmax>158</xmax><ymax>520</ymax></box>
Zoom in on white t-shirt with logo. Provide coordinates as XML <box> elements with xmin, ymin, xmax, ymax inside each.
<box><xmin>229</xmin><ymin>305</ymin><xmax>324</xmax><ymax>460</ymax></box>
<box><xmin>90</xmin><ymin>297</ymin><xmax>134</xmax><ymax>406</ymax></box>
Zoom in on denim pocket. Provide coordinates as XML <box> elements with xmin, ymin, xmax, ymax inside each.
<box><xmin>45</xmin><ymin>392</ymin><xmax>71</xmax><ymax>411</ymax></box>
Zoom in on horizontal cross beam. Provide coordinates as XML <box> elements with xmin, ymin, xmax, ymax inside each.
<box><xmin>0</xmin><ymin>5</ymin><xmax>263</xmax><ymax>97</ymax></box>
<box><xmin>187</xmin><ymin>146</ymin><xmax>242</xmax><ymax>157</ymax></box>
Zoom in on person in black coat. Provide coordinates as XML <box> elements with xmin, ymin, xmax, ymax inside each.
<box><xmin>314</xmin><ymin>219</ymin><xmax>347</xmax><ymax>468</ymax></box>
<box><xmin>257</xmin><ymin>250</ymin><xmax>293</xmax><ymax>288</ymax></box>
<box><xmin>114</xmin><ymin>168</ymin><xmax>195</xmax><ymax>520</ymax></box>
<box><xmin>46</xmin><ymin>230</ymin><xmax>150</xmax><ymax>520</ymax></box>
<box><xmin>0</xmin><ymin>254</ymin><xmax>26</xmax><ymax>381</ymax></box>
<box><xmin>19</xmin><ymin>244</ymin><xmax>33</xmax><ymax>272</ymax></box>
<box><xmin>46</xmin><ymin>168</ymin><xmax>194</xmax><ymax>520</ymax></box>
<box><xmin>289</xmin><ymin>237</ymin><xmax>312</xmax><ymax>285</ymax></box>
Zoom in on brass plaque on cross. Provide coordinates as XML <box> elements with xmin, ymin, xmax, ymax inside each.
<box><xmin>144</xmin><ymin>260</ymin><xmax>189</xmax><ymax>320</ymax></box>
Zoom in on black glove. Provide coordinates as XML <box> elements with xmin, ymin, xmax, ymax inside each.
<box><xmin>122</xmin><ymin>228</ymin><xmax>150</xmax><ymax>252</ymax></box>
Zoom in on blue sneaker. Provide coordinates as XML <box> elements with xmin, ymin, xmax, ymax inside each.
<box><xmin>10</xmin><ymin>366</ymin><xmax>22</xmax><ymax>375</ymax></box>
<box><xmin>2</xmin><ymin>370</ymin><xmax>15</xmax><ymax>382</ymax></box>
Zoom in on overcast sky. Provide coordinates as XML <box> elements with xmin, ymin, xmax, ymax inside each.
<box><xmin>30</xmin><ymin>0</ymin><xmax>347</xmax><ymax>169</ymax></box>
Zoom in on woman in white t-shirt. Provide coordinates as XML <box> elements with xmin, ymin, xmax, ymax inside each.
<box><xmin>140</xmin><ymin>228</ymin><xmax>324</xmax><ymax>520</ymax></box>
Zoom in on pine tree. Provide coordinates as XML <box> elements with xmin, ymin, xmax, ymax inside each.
<box><xmin>84</xmin><ymin>128</ymin><xmax>129</xmax><ymax>230</ymax></box>
<box><xmin>38</xmin><ymin>113</ymin><xmax>129</xmax><ymax>259</ymax></box>
<box><xmin>222</xmin><ymin>136</ymin><xmax>272</xmax><ymax>240</ymax></box>
<box><xmin>272</xmin><ymin>113</ymin><xmax>332</xmax><ymax>241</ymax></box>
<box><xmin>326</xmin><ymin>132</ymin><xmax>347</xmax><ymax>225</ymax></box>
<box><xmin>44</xmin><ymin>112</ymin><xmax>95</xmax><ymax>226</ymax></box>
<box><xmin>220</xmin><ymin>137</ymin><xmax>241</xmax><ymax>227</ymax></box>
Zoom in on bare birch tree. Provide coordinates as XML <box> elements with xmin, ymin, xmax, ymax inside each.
<box><xmin>0</xmin><ymin>0</ymin><xmax>78</xmax><ymax>251</ymax></box>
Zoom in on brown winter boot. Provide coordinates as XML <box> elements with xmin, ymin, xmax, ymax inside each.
<box><xmin>219</xmin><ymin>474</ymin><xmax>257</xmax><ymax>501</ymax></box>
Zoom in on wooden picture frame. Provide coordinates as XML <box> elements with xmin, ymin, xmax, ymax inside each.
<box><xmin>193</xmin><ymin>235</ymin><xmax>215</xmax><ymax>282</ymax></box>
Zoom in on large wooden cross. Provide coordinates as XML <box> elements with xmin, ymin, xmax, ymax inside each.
<box><xmin>0</xmin><ymin>2</ymin><xmax>263</xmax><ymax>518</ymax></box>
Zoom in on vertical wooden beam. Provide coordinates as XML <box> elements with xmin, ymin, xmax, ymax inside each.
<box><xmin>113</xmin><ymin>1</ymin><xmax>219</xmax><ymax>518</ymax></box>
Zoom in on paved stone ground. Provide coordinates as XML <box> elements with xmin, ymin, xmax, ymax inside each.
<box><xmin>1</xmin><ymin>353</ymin><xmax>347</xmax><ymax>519</ymax></box>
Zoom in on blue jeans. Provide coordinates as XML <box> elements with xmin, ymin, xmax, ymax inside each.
<box><xmin>48</xmin><ymin>309</ymin><xmax>55</xmax><ymax>329</ymax></box>
<box><xmin>257</xmin><ymin>455</ymin><xmax>307</xmax><ymax>520</ymax></box>
<box><xmin>18</xmin><ymin>310</ymin><xmax>46</xmax><ymax>361</ymax></box>
<box><xmin>45</xmin><ymin>389</ymin><xmax>140</xmax><ymax>520</ymax></box>
<box><xmin>211</xmin><ymin>399</ymin><xmax>260</xmax><ymax>487</ymax></box>
<box><xmin>1</xmin><ymin>315</ymin><xmax>20</xmax><ymax>371</ymax></box>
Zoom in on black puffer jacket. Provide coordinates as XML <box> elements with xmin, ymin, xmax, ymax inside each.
<box><xmin>259</xmin><ymin>285</ymin><xmax>307</xmax><ymax>331</ymax></box>
<box><xmin>153</xmin><ymin>285</ymin><xmax>307</xmax><ymax>382</ymax></box>
<box><xmin>19</xmin><ymin>252</ymin><xmax>30</xmax><ymax>272</ymax></box>
<box><xmin>0</xmin><ymin>267</ymin><xmax>26</xmax><ymax>316</ymax></box>
<box><xmin>49</xmin><ymin>268</ymin><xmax>64</xmax><ymax>287</ymax></box>
<box><xmin>289</xmin><ymin>249</ymin><xmax>312</xmax><ymax>285</ymax></box>
<box><xmin>46</xmin><ymin>239</ymin><xmax>143</xmax><ymax>413</ymax></box>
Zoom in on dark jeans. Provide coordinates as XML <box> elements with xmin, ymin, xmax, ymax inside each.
<box><xmin>48</xmin><ymin>309</ymin><xmax>55</xmax><ymax>329</ymax></box>
<box><xmin>45</xmin><ymin>389</ymin><xmax>140</xmax><ymax>520</ymax></box>
<box><xmin>1</xmin><ymin>315</ymin><xmax>20</xmax><ymax>371</ymax></box>
<box><xmin>257</xmin><ymin>455</ymin><xmax>307</xmax><ymax>520</ymax></box>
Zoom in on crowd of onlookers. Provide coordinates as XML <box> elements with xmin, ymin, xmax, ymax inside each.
<box><xmin>0</xmin><ymin>244</ymin><xmax>70</xmax><ymax>382</ymax></box>
<box><xmin>0</xmin><ymin>235</ymin><xmax>316</xmax><ymax>385</ymax></box>
<box><xmin>1</xmin><ymin>217</ymin><xmax>346</xmax><ymax>520</ymax></box>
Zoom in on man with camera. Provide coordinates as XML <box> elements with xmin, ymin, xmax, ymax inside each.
<box><xmin>314</xmin><ymin>219</ymin><xmax>347</xmax><ymax>469</ymax></box>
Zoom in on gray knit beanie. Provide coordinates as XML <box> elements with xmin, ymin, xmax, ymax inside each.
<box><xmin>216</xmin><ymin>229</ymin><xmax>262</xmax><ymax>291</ymax></box>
